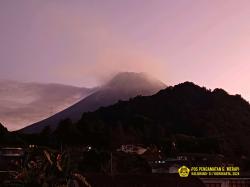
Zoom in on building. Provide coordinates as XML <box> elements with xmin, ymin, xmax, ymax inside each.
<box><xmin>0</xmin><ymin>147</ymin><xmax>25</xmax><ymax>171</ymax></box>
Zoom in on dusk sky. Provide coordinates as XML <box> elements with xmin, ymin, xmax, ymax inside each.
<box><xmin>1</xmin><ymin>1</ymin><xmax>250</xmax><ymax>100</ymax></box>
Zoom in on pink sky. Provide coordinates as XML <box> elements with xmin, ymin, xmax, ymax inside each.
<box><xmin>1</xmin><ymin>0</ymin><xmax>250</xmax><ymax>100</ymax></box>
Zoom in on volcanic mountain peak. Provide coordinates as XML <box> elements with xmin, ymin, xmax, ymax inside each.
<box><xmin>19</xmin><ymin>72</ymin><xmax>166</xmax><ymax>133</ymax></box>
<box><xmin>104</xmin><ymin>72</ymin><xmax>166</xmax><ymax>91</ymax></box>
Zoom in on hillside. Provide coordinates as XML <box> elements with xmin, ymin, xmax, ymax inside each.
<box><xmin>55</xmin><ymin>82</ymin><xmax>250</xmax><ymax>157</ymax></box>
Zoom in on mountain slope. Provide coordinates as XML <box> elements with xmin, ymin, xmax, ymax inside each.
<box><xmin>0</xmin><ymin>80</ymin><xmax>93</xmax><ymax>130</ymax></box>
<box><xmin>20</xmin><ymin>72</ymin><xmax>166</xmax><ymax>133</ymax></box>
<box><xmin>60</xmin><ymin>82</ymin><xmax>250</xmax><ymax>157</ymax></box>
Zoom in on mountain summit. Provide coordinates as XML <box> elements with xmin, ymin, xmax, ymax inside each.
<box><xmin>105</xmin><ymin>72</ymin><xmax>165</xmax><ymax>91</ymax></box>
<box><xmin>20</xmin><ymin>72</ymin><xmax>166</xmax><ymax>133</ymax></box>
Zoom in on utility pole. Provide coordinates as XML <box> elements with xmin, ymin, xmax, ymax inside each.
<box><xmin>110</xmin><ymin>152</ymin><xmax>113</xmax><ymax>176</ymax></box>
<box><xmin>60</xmin><ymin>142</ymin><xmax>63</xmax><ymax>153</ymax></box>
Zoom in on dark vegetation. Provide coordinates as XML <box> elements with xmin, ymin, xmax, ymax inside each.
<box><xmin>50</xmin><ymin>82</ymin><xmax>250</xmax><ymax>158</ymax></box>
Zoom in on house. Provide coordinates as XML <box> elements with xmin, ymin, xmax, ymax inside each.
<box><xmin>0</xmin><ymin>147</ymin><xmax>25</xmax><ymax>171</ymax></box>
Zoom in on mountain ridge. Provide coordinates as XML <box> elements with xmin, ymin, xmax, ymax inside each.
<box><xmin>62</xmin><ymin>81</ymin><xmax>250</xmax><ymax>157</ymax></box>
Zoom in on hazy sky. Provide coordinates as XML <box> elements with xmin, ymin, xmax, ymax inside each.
<box><xmin>1</xmin><ymin>1</ymin><xmax>250</xmax><ymax>100</ymax></box>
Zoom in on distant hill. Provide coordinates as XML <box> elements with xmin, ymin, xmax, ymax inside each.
<box><xmin>0</xmin><ymin>123</ymin><xmax>21</xmax><ymax>145</ymax></box>
<box><xmin>20</xmin><ymin>72</ymin><xmax>166</xmax><ymax>133</ymax></box>
<box><xmin>0</xmin><ymin>80</ymin><xmax>94</xmax><ymax>130</ymax></box>
<box><xmin>56</xmin><ymin>82</ymin><xmax>250</xmax><ymax>157</ymax></box>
